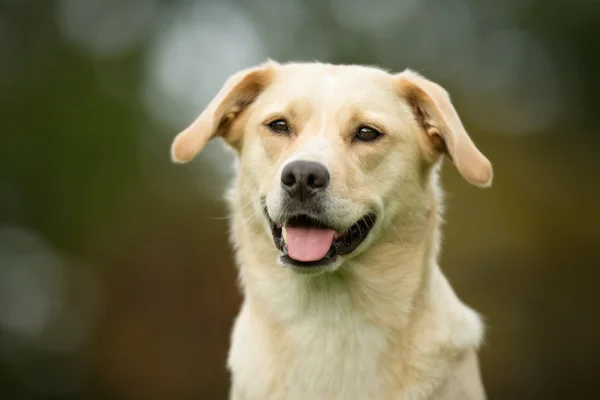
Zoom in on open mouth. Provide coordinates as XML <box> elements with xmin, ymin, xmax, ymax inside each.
<box><xmin>268</xmin><ymin>214</ymin><xmax>377</xmax><ymax>268</ymax></box>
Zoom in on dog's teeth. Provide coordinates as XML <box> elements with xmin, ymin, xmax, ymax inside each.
<box><xmin>282</xmin><ymin>226</ymin><xmax>288</xmax><ymax>244</ymax></box>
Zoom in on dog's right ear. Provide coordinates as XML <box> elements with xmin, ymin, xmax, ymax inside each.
<box><xmin>171</xmin><ymin>60</ymin><xmax>278</xmax><ymax>163</ymax></box>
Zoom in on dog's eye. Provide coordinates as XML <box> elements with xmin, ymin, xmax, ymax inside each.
<box><xmin>267</xmin><ymin>119</ymin><xmax>290</xmax><ymax>134</ymax></box>
<box><xmin>355</xmin><ymin>126</ymin><xmax>382</xmax><ymax>142</ymax></box>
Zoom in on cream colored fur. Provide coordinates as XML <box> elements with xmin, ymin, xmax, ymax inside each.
<box><xmin>171</xmin><ymin>61</ymin><xmax>492</xmax><ymax>400</ymax></box>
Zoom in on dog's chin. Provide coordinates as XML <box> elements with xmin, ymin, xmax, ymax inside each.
<box><xmin>266</xmin><ymin>212</ymin><xmax>377</xmax><ymax>274</ymax></box>
<box><xmin>276</xmin><ymin>255</ymin><xmax>342</xmax><ymax>275</ymax></box>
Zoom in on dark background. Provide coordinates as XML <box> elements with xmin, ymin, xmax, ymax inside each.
<box><xmin>1</xmin><ymin>0</ymin><xmax>599</xmax><ymax>399</ymax></box>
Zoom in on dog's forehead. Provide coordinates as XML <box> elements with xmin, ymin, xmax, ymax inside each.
<box><xmin>263</xmin><ymin>64</ymin><xmax>396</xmax><ymax>110</ymax></box>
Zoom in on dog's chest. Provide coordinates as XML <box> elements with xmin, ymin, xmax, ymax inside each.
<box><xmin>228</xmin><ymin>302</ymin><xmax>388</xmax><ymax>400</ymax></box>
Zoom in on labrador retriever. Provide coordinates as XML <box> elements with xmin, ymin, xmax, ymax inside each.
<box><xmin>171</xmin><ymin>61</ymin><xmax>492</xmax><ymax>400</ymax></box>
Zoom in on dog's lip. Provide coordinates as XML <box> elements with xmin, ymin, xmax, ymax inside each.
<box><xmin>264</xmin><ymin>209</ymin><xmax>377</xmax><ymax>265</ymax></box>
<box><xmin>262</xmin><ymin>208</ymin><xmax>344</xmax><ymax>234</ymax></box>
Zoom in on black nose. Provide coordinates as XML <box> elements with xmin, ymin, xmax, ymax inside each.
<box><xmin>281</xmin><ymin>161</ymin><xmax>330</xmax><ymax>201</ymax></box>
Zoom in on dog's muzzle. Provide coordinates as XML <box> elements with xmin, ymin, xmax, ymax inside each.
<box><xmin>263</xmin><ymin>160</ymin><xmax>377</xmax><ymax>269</ymax></box>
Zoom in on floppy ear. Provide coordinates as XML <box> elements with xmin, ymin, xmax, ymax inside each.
<box><xmin>395</xmin><ymin>70</ymin><xmax>493</xmax><ymax>187</ymax></box>
<box><xmin>171</xmin><ymin>61</ymin><xmax>277</xmax><ymax>163</ymax></box>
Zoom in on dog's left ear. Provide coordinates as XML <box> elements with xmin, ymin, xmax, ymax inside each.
<box><xmin>395</xmin><ymin>70</ymin><xmax>493</xmax><ymax>187</ymax></box>
<box><xmin>171</xmin><ymin>60</ymin><xmax>278</xmax><ymax>163</ymax></box>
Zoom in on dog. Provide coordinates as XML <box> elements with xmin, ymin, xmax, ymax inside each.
<box><xmin>171</xmin><ymin>61</ymin><xmax>492</xmax><ymax>400</ymax></box>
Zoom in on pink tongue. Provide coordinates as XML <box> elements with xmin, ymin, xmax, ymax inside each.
<box><xmin>286</xmin><ymin>226</ymin><xmax>336</xmax><ymax>262</ymax></box>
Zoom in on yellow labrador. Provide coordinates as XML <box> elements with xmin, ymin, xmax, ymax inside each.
<box><xmin>171</xmin><ymin>61</ymin><xmax>492</xmax><ymax>400</ymax></box>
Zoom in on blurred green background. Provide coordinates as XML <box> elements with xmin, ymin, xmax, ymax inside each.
<box><xmin>1</xmin><ymin>0</ymin><xmax>599</xmax><ymax>399</ymax></box>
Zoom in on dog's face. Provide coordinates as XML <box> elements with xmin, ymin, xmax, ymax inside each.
<box><xmin>171</xmin><ymin>62</ymin><xmax>492</xmax><ymax>273</ymax></box>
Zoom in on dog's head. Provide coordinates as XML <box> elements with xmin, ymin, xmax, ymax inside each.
<box><xmin>172</xmin><ymin>61</ymin><xmax>492</xmax><ymax>273</ymax></box>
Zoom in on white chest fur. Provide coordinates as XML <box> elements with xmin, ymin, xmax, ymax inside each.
<box><xmin>227</xmin><ymin>285</ymin><xmax>389</xmax><ymax>400</ymax></box>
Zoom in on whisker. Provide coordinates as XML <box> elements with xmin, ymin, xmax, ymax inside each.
<box><xmin>207</xmin><ymin>215</ymin><xmax>234</xmax><ymax>221</ymax></box>
<box><xmin>366</xmin><ymin>213</ymin><xmax>376</xmax><ymax>227</ymax></box>
<box><xmin>356</xmin><ymin>217</ymin><xmax>364</xmax><ymax>238</ymax></box>
<box><xmin>391</xmin><ymin>223</ymin><xmax>404</xmax><ymax>247</ymax></box>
